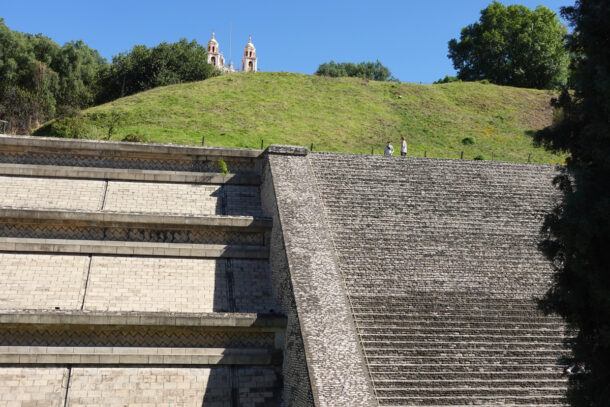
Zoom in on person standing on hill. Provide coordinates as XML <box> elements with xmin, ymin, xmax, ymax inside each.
<box><xmin>400</xmin><ymin>136</ymin><xmax>407</xmax><ymax>157</ymax></box>
<box><xmin>384</xmin><ymin>140</ymin><xmax>394</xmax><ymax>156</ymax></box>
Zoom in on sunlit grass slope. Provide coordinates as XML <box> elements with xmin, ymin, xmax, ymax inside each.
<box><xmin>34</xmin><ymin>72</ymin><xmax>562</xmax><ymax>163</ymax></box>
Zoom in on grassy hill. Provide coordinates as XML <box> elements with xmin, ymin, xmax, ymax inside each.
<box><xmin>34</xmin><ymin>72</ymin><xmax>563</xmax><ymax>163</ymax></box>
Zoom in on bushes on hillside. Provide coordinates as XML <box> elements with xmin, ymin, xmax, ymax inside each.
<box><xmin>96</xmin><ymin>39</ymin><xmax>219</xmax><ymax>103</ymax></box>
<box><xmin>315</xmin><ymin>60</ymin><xmax>398</xmax><ymax>82</ymax></box>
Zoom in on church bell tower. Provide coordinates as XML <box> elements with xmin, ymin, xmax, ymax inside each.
<box><xmin>207</xmin><ymin>31</ymin><xmax>220</xmax><ymax>68</ymax></box>
<box><xmin>241</xmin><ymin>35</ymin><xmax>258</xmax><ymax>72</ymax></box>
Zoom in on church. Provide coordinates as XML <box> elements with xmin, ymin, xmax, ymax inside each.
<box><xmin>206</xmin><ymin>31</ymin><xmax>258</xmax><ymax>73</ymax></box>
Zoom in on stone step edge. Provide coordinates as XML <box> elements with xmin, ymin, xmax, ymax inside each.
<box><xmin>375</xmin><ymin>405</ymin><xmax>566</xmax><ymax>407</ymax></box>
<box><xmin>368</xmin><ymin>355</ymin><xmax>566</xmax><ymax>360</ymax></box>
<box><xmin>350</xmin><ymin>295</ymin><xmax>545</xmax><ymax>302</ymax></box>
<box><xmin>0</xmin><ymin>134</ymin><xmax>262</xmax><ymax>159</ymax></box>
<box><xmin>0</xmin><ymin>208</ymin><xmax>272</xmax><ymax>230</ymax></box>
<box><xmin>0</xmin><ymin>346</ymin><xmax>281</xmax><ymax>366</ymax></box>
<box><xmin>358</xmin><ymin>326</ymin><xmax>565</xmax><ymax>332</ymax></box>
<box><xmin>373</xmin><ymin>372</ymin><xmax>565</xmax><ymax>377</ymax></box>
<box><xmin>356</xmin><ymin>318</ymin><xmax>563</xmax><ymax>326</ymax></box>
<box><xmin>376</xmin><ymin>395</ymin><xmax>567</xmax><ymax>401</ymax></box>
<box><xmin>360</xmin><ymin>333</ymin><xmax>566</xmax><ymax>340</ymax></box>
<box><xmin>367</xmin><ymin>364</ymin><xmax>568</xmax><ymax>374</ymax></box>
<box><xmin>0</xmin><ymin>310</ymin><xmax>287</xmax><ymax>328</ymax></box>
<box><xmin>0</xmin><ymin>237</ymin><xmax>268</xmax><ymax>259</ymax></box>
<box><xmin>376</xmin><ymin>386</ymin><xmax>566</xmax><ymax>392</ymax></box>
<box><xmin>353</xmin><ymin>311</ymin><xmax>562</xmax><ymax>319</ymax></box>
<box><xmin>0</xmin><ymin>163</ymin><xmax>260</xmax><ymax>185</ymax></box>
<box><xmin>361</xmin><ymin>339</ymin><xmax>565</xmax><ymax>346</ymax></box>
<box><xmin>364</xmin><ymin>347</ymin><xmax>566</xmax><ymax>354</ymax></box>
<box><xmin>373</xmin><ymin>378</ymin><xmax>567</xmax><ymax>384</ymax></box>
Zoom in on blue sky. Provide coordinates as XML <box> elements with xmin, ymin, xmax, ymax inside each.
<box><xmin>2</xmin><ymin>0</ymin><xmax>571</xmax><ymax>84</ymax></box>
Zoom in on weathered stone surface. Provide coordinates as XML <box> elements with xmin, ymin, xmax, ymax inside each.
<box><xmin>0</xmin><ymin>367</ymin><xmax>67</xmax><ymax>406</ymax></box>
<box><xmin>0</xmin><ymin>253</ymin><xmax>89</xmax><ymax>311</ymax></box>
<box><xmin>0</xmin><ymin>176</ymin><xmax>105</xmax><ymax>211</ymax></box>
<box><xmin>0</xmin><ymin>134</ymin><xmax>572</xmax><ymax>406</ymax></box>
<box><xmin>265</xmin><ymin>144</ymin><xmax>308</xmax><ymax>156</ymax></box>
<box><xmin>307</xmin><ymin>152</ymin><xmax>568</xmax><ymax>406</ymax></box>
<box><xmin>261</xmin><ymin>162</ymin><xmax>315</xmax><ymax>406</ymax></box>
<box><xmin>265</xmin><ymin>153</ymin><xmax>376</xmax><ymax>407</ymax></box>
<box><xmin>0</xmin><ymin>136</ymin><xmax>283</xmax><ymax>405</ymax></box>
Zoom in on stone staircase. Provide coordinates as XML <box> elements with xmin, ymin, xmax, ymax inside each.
<box><xmin>309</xmin><ymin>152</ymin><xmax>570</xmax><ymax>406</ymax></box>
<box><xmin>352</xmin><ymin>294</ymin><xmax>568</xmax><ymax>406</ymax></box>
<box><xmin>0</xmin><ymin>135</ymin><xmax>283</xmax><ymax>405</ymax></box>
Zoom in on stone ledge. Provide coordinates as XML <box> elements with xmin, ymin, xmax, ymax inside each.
<box><xmin>0</xmin><ymin>346</ymin><xmax>282</xmax><ymax>366</ymax></box>
<box><xmin>265</xmin><ymin>145</ymin><xmax>308</xmax><ymax>156</ymax></box>
<box><xmin>0</xmin><ymin>237</ymin><xmax>268</xmax><ymax>258</ymax></box>
<box><xmin>0</xmin><ymin>163</ymin><xmax>261</xmax><ymax>185</ymax></box>
<box><xmin>0</xmin><ymin>208</ymin><xmax>272</xmax><ymax>230</ymax></box>
<box><xmin>0</xmin><ymin>135</ymin><xmax>262</xmax><ymax>159</ymax></box>
<box><xmin>0</xmin><ymin>310</ymin><xmax>286</xmax><ymax>328</ymax></box>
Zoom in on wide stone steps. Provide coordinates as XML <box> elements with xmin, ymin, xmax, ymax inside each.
<box><xmin>366</xmin><ymin>355</ymin><xmax>562</xmax><ymax>365</ymax></box>
<box><xmin>355</xmin><ymin>319</ymin><xmax>565</xmax><ymax>330</ymax></box>
<box><xmin>376</xmin><ymin>386</ymin><xmax>566</xmax><ymax>397</ymax></box>
<box><xmin>373</xmin><ymin>378</ymin><xmax>567</xmax><ymax>388</ymax></box>
<box><xmin>361</xmin><ymin>340</ymin><xmax>565</xmax><ymax>351</ymax></box>
<box><xmin>356</xmin><ymin>325</ymin><xmax>565</xmax><ymax>336</ymax></box>
<box><xmin>368</xmin><ymin>363</ymin><xmax>565</xmax><ymax>374</ymax></box>
<box><xmin>378</xmin><ymin>405</ymin><xmax>566</xmax><ymax>407</ymax></box>
<box><xmin>376</xmin><ymin>394</ymin><xmax>567</xmax><ymax>406</ymax></box>
<box><xmin>360</xmin><ymin>333</ymin><xmax>565</xmax><ymax>343</ymax></box>
<box><xmin>352</xmin><ymin>306</ymin><xmax>558</xmax><ymax>315</ymax></box>
<box><xmin>372</xmin><ymin>371</ymin><xmax>565</xmax><ymax>381</ymax></box>
<box><xmin>351</xmin><ymin>296</ymin><xmax>551</xmax><ymax>309</ymax></box>
<box><xmin>354</xmin><ymin>313</ymin><xmax>562</xmax><ymax>324</ymax></box>
<box><xmin>363</xmin><ymin>346</ymin><xmax>567</xmax><ymax>358</ymax></box>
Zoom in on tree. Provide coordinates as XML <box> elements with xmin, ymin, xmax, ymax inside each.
<box><xmin>315</xmin><ymin>60</ymin><xmax>398</xmax><ymax>81</ymax></box>
<box><xmin>534</xmin><ymin>0</ymin><xmax>610</xmax><ymax>405</ymax></box>
<box><xmin>448</xmin><ymin>1</ymin><xmax>569</xmax><ymax>89</ymax></box>
<box><xmin>97</xmin><ymin>39</ymin><xmax>219</xmax><ymax>103</ymax></box>
<box><xmin>0</xmin><ymin>19</ymin><xmax>106</xmax><ymax>133</ymax></box>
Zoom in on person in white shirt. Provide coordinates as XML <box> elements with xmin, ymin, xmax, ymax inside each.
<box><xmin>384</xmin><ymin>140</ymin><xmax>394</xmax><ymax>156</ymax></box>
<box><xmin>400</xmin><ymin>136</ymin><xmax>407</xmax><ymax>156</ymax></box>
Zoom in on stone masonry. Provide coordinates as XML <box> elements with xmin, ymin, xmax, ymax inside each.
<box><xmin>0</xmin><ymin>135</ymin><xmax>571</xmax><ymax>406</ymax></box>
<box><xmin>0</xmin><ymin>135</ymin><xmax>283</xmax><ymax>406</ymax></box>
<box><xmin>307</xmin><ymin>152</ymin><xmax>569</xmax><ymax>406</ymax></box>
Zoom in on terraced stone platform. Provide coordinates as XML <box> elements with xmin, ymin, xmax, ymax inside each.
<box><xmin>0</xmin><ymin>135</ymin><xmax>283</xmax><ymax>406</ymax></box>
<box><xmin>0</xmin><ymin>136</ymin><xmax>571</xmax><ymax>406</ymax></box>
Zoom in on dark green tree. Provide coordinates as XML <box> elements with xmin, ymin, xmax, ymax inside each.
<box><xmin>315</xmin><ymin>60</ymin><xmax>398</xmax><ymax>81</ymax></box>
<box><xmin>534</xmin><ymin>0</ymin><xmax>610</xmax><ymax>405</ymax></box>
<box><xmin>448</xmin><ymin>1</ymin><xmax>569</xmax><ymax>89</ymax></box>
<box><xmin>0</xmin><ymin>19</ymin><xmax>106</xmax><ymax>133</ymax></box>
<box><xmin>97</xmin><ymin>39</ymin><xmax>219</xmax><ymax>103</ymax></box>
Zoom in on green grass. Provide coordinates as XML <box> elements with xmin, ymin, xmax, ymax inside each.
<box><xmin>34</xmin><ymin>72</ymin><xmax>563</xmax><ymax>163</ymax></box>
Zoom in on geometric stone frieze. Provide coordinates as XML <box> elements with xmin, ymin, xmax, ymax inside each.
<box><xmin>0</xmin><ymin>326</ymin><xmax>275</xmax><ymax>348</ymax></box>
<box><xmin>0</xmin><ymin>222</ymin><xmax>264</xmax><ymax>245</ymax></box>
<box><xmin>0</xmin><ymin>151</ymin><xmax>256</xmax><ymax>174</ymax></box>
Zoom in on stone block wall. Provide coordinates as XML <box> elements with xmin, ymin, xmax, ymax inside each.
<box><xmin>262</xmin><ymin>147</ymin><xmax>376</xmax><ymax>407</ymax></box>
<box><xmin>0</xmin><ymin>176</ymin><xmax>261</xmax><ymax>216</ymax></box>
<box><xmin>0</xmin><ymin>254</ymin><xmax>275</xmax><ymax>314</ymax></box>
<box><xmin>0</xmin><ymin>367</ymin><xmax>67</xmax><ymax>407</ymax></box>
<box><xmin>261</xmin><ymin>160</ymin><xmax>315</xmax><ymax>406</ymax></box>
<box><xmin>0</xmin><ymin>135</ymin><xmax>284</xmax><ymax>406</ymax></box>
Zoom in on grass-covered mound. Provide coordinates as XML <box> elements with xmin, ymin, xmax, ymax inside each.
<box><xmin>34</xmin><ymin>72</ymin><xmax>562</xmax><ymax>163</ymax></box>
